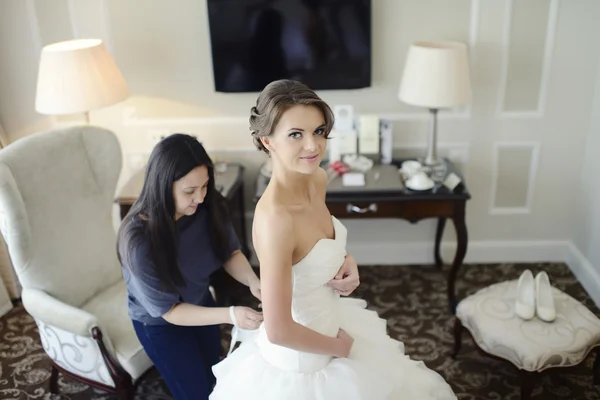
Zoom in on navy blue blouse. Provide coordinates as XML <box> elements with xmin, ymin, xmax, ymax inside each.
<box><xmin>122</xmin><ymin>207</ymin><xmax>240</xmax><ymax>325</ymax></box>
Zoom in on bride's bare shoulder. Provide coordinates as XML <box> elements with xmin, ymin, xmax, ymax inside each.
<box><xmin>254</xmin><ymin>201</ymin><xmax>294</xmax><ymax>238</ymax></box>
<box><xmin>253</xmin><ymin>203</ymin><xmax>296</xmax><ymax>263</ymax></box>
<box><xmin>254</xmin><ymin>205</ymin><xmax>292</xmax><ymax>228</ymax></box>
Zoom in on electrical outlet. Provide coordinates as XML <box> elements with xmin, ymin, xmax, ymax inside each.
<box><xmin>147</xmin><ymin>129</ymin><xmax>170</xmax><ymax>148</ymax></box>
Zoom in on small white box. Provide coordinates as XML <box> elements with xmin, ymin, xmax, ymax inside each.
<box><xmin>443</xmin><ymin>172</ymin><xmax>462</xmax><ymax>191</ymax></box>
<box><xmin>342</xmin><ymin>173</ymin><xmax>365</xmax><ymax>187</ymax></box>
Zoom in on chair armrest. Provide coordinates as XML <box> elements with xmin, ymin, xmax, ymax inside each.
<box><xmin>22</xmin><ymin>288</ymin><xmax>99</xmax><ymax>337</ymax></box>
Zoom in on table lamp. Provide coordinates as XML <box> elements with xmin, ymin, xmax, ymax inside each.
<box><xmin>35</xmin><ymin>39</ymin><xmax>129</xmax><ymax>123</ymax></box>
<box><xmin>398</xmin><ymin>41</ymin><xmax>471</xmax><ymax>166</ymax></box>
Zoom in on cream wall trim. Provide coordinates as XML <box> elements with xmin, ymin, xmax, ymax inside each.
<box><xmin>463</xmin><ymin>0</ymin><xmax>482</xmax><ymax>118</ymax></box>
<box><xmin>122</xmin><ymin>109</ymin><xmax>247</xmax><ymax>127</ymax></box>
<box><xmin>137</xmin><ymin>142</ymin><xmax>471</xmax><ymax>161</ymax></box>
<box><xmin>468</xmin><ymin>0</ymin><xmax>481</xmax><ymax>64</ymax></box>
<box><xmin>348</xmin><ymin>239</ymin><xmax>569</xmax><ymax>266</ymax></box>
<box><xmin>24</xmin><ymin>0</ymin><xmax>42</xmax><ymax>53</ymax></box>
<box><xmin>67</xmin><ymin>0</ymin><xmax>79</xmax><ymax>39</ymax></box>
<box><xmin>242</xmin><ymin>214</ymin><xmax>569</xmax><ymax>264</ymax></box>
<box><xmin>495</xmin><ymin>0</ymin><xmax>514</xmax><ymax>118</ymax></box>
<box><xmin>489</xmin><ymin>141</ymin><xmax>541</xmax><ymax>215</ymax></box>
<box><xmin>566</xmin><ymin>242</ymin><xmax>600</xmax><ymax>307</ymax></box>
<box><xmin>537</xmin><ymin>0</ymin><xmax>560</xmax><ymax>119</ymax></box>
<box><xmin>380</xmin><ymin>112</ymin><xmax>470</xmax><ymax>121</ymax></box>
<box><xmin>122</xmin><ymin>110</ymin><xmax>471</xmax><ymax>127</ymax></box>
<box><xmin>399</xmin><ymin>142</ymin><xmax>470</xmax><ymax>155</ymax></box>
<box><xmin>496</xmin><ymin>0</ymin><xmax>560</xmax><ymax>119</ymax></box>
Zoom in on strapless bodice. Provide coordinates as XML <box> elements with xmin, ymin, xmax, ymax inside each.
<box><xmin>256</xmin><ymin>216</ymin><xmax>347</xmax><ymax>372</ymax></box>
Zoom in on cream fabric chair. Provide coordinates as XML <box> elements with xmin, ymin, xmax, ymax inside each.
<box><xmin>0</xmin><ymin>126</ymin><xmax>153</xmax><ymax>399</ymax></box>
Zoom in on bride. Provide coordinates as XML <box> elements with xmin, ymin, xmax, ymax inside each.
<box><xmin>210</xmin><ymin>80</ymin><xmax>456</xmax><ymax>399</ymax></box>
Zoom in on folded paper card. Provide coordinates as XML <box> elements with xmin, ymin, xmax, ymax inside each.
<box><xmin>342</xmin><ymin>173</ymin><xmax>365</xmax><ymax>187</ymax></box>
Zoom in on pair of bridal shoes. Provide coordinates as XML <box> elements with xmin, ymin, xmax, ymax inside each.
<box><xmin>515</xmin><ymin>269</ymin><xmax>556</xmax><ymax>322</ymax></box>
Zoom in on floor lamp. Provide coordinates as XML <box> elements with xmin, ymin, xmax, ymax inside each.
<box><xmin>35</xmin><ymin>39</ymin><xmax>129</xmax><ymax>123</ymax></box>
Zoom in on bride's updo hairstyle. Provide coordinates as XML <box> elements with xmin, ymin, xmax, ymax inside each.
<box><xmin>250</xmin><ymin>79</ymin><xmax>335</xmax><ymax>155</ymax></box>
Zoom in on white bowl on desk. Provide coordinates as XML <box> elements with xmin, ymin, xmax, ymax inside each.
<box><xmin>406</xmin><ymin>172</ymin><xmax>435</xmax><ymax>191</ymax></box>
<box><xmin>400</xmin><ymin>160</ymin><xmax>422</xmax><ymax>176</ymax></box>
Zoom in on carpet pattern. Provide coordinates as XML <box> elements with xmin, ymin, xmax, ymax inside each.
<box><xmin>1</xmin><ymin>263</ymin><xmax>599</xmax><ymax>399</ymax></box>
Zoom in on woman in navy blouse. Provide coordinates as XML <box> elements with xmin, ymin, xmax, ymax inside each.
<box><xmin>117</xmin><ymin>134</ymin><xmax>262</xmax><ymax>399</ymax></box>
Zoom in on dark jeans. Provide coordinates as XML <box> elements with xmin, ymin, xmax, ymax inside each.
<box><xmin>133</xmin><ymin>319</ymin><xmax>222</xmax><ymax>400</ymax></box>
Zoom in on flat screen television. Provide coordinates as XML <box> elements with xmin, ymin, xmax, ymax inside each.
<box><xmin>206</xmin><ymin>0</ymin><xmax>371</xmax><ymax>92</ymax></box>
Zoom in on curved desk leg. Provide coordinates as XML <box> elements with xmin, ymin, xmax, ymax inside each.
<box><xmin>435</xmin><ymin>217</ymin><xmax>447</xmax><ymax>268</ymax></box>
<box><xmin>448</xmin><ymin>203</ymin><xmax>468</xmax><ymax>314</ymax></box>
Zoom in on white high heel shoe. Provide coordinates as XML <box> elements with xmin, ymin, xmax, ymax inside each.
<box><xmin>535</xmin><ymin>271</ymin><xmax>556</xmax><ymax>322</ymax></box>
<box><xmin>515</xmin><ymin>269</ymin><xmax>535</xmax><ymax>320</ymax></box>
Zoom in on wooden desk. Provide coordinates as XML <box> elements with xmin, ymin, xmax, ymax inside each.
<box><xmin>255</xmin><ymin>159</ymin><xmax>471</xmax><ymax>313</ymax></box>
<box><xmin>116</xmin><ymin>163</ymin><xmax>250</xmax><ymax>258</ymax></box>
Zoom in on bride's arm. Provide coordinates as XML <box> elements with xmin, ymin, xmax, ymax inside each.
<box><xmin>255</xmin><ymin>210</ymin><xmax>351</xmax><ymax>358</ymax></box>
<box><xmin>315</xmin><ymin>167</ymin><xmax>360</xmax><ymax>296</ymax></box>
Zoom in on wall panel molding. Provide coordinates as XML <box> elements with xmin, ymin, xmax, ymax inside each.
<box><xmin>490</xmin><ymin>141</ymin><xmax>541</xmax><ymax>214</ymax></box>
<box><xmin>496</xmin><ymin>0</ymin><xmax>560</xmax><ymax>119</ymax></box>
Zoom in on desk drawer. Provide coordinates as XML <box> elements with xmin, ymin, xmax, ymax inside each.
<box><xmin>327</xmin><ymin>200</ymin><xmax>455</xmax><ymax>219</ymax></box>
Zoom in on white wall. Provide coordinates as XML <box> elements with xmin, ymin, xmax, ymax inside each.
<box><xmin>571</xmin><ymin>51</ymin><xmax>600</xmax><ymax>303</ymax></box>
<box><xmin>0</xmin><ymin>0</ymin><xmax>54</xmax><ymax>141</ymax></box>
<box><xmin>1</xmin><ymin>0</ymin><xmax>600</xmax><ymax>271</ymax></box>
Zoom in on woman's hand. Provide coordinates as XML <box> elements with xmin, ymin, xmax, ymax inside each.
<box><xmin>326</xmin><ymin>254</ymin><xmax>360</xmax><ymax>296</ymax></box>
<box><xmin>231</xmin><ymin>306</ymin><xmax>263</xmax><ymax>330</ymax></box>
<box><xmin>249</xmin><ymin>277</ymin><xmax>262</xmax><ymax>302</ymax></box>
<box><xmin>333</xmin><ymin>328</ymin><xmax>354</xmax><ymax>358</ymax></box>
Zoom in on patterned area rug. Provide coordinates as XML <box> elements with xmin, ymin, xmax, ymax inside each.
<box><xmin>1</xmin><ymin>263</ymin><xmax>599</xmax><ymax>399</ymax></box>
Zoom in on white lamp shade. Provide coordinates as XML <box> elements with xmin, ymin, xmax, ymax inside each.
<box><xmin>35</xmin><ymin>39</ymin><xmax>129</xmax><ymax>115</ymax></box>
<box><xmin>398</xmin><ymin>41</ymin><xmax>471</xmax><ymax>109</ymax></box>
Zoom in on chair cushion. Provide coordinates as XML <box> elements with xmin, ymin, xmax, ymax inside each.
<box><xmin>82</xmin><ymin>279</ymin><xmax>152</xmax><ymax>380</ymax></box>
<box><xmin>0</xmin><ymin>127</ymin><xmax>123</xmax><ymax>307</ymax></box>
<box><xmin>456</xmin><ymin>280</ymin><xmax>600</xmax><ymax>372</ymax></box>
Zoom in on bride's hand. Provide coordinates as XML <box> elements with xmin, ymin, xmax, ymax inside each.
<box><xmin>326</xmin><ymin>254</ymin><xmax>360</xmax><ymax>296</ymax></box>
<box><xmin>231</xmin><ymin>306</ymin><xmax>263</xmax><ymax>330</ymax></box>
<box><xmin>334</xmin><ymin>328</ymin><xmax>354</xmax><ymax>358</ymax></box>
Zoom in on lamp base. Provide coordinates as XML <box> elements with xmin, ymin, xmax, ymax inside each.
<box><xmin>423</xmin><ymin>109</ymin><xmax>441</xmax><ymax>167</ymax></box>
<box><xmin>424</xmin><ymin>155</ymin><xmax>444</xmax><ymax>167</ymax></box>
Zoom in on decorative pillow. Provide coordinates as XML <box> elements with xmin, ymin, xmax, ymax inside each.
<box><xmin>456</xmin><ymin>280</ymin><xmax>600</xmax><ymax>372</ymax></box>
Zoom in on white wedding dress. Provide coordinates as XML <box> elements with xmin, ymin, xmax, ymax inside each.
<box><xmin>210</xmin><ymin>216</ymin><xmax>456</xmax><ymax>399</ymax></box>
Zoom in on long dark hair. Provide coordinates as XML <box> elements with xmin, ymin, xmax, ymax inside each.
<box><xmin>117</xmin><ymin>134</ymin><xmax>230</xmax><ymax>292</ymax></box>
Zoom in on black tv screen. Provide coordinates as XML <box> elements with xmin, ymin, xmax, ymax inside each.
<box><xmin>206</xmin><ymin>0</ymin><xmax>371</xmax><ymax>92</ymax></box>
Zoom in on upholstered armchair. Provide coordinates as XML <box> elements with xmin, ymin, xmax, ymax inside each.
<box><xmin>0</xmin><ymin>126</ymin><xmax>153</xmax><ymax>399</ymax></box>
